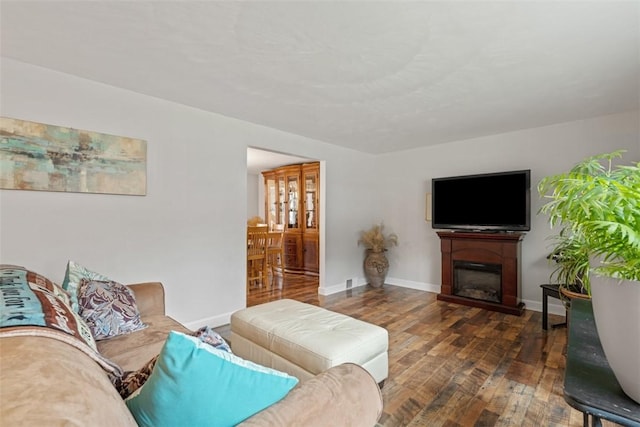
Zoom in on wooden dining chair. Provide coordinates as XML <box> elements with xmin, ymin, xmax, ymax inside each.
<box><xmin>247</xmin><ymin>225</ymin><xmax>268</xmax><ymax>291</ymax></box>
<box><xmin>266</xmin><ymin>231</ymin><xmax>285</xmax><ymax>277</ymax></box>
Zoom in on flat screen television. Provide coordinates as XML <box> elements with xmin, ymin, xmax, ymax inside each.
<box><xmin>431</xmin><ymin>169</ymin><xmax>531</xmax><ymax>232</ymax></box>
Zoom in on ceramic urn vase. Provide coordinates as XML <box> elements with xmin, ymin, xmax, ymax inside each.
<box><xmin>363</xmin><ymin>250</ymin><xmax>389</xmax><ymax>288</ymax></box>
<box><xmin>590</xmin><ymin>275</ymin><xmax>640</xmax><ymax>404</ymax></box>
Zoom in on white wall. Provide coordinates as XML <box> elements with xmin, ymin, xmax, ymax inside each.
<box><xmin>246</xmin><ymin>173</ymin><xmax>259</xmax><ymax>219</ymax></box>
<box><xmin>0</xmin><ymin>58</ymin><xmax>377</xmax><ymax>327</ymax></box>
<box><xmin>2</xmin><ymin>58</ymin><xmax>637</xmax><ymax>325</ymax></box>
<box><xmin>377</xmin><ymin>110</ymin><xmax>640</xmax><ymax>314</ymax></box>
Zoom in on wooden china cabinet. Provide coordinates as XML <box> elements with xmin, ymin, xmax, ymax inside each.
<box><xmin>262</xmin><ymin>162</ymin><xmax>319</xmax><ymax>275</ymax></box>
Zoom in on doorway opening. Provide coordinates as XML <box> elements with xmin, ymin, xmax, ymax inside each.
<box><xmin>246</xmin><ymin>147</ymin><xmax>323</xmax><ymax>304</ymax></box>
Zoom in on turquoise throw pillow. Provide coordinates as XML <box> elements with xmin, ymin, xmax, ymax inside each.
<box><xmin>125</xmin><ymin>331</ymin><xmax>299</xmax><ymax>427</ymax></box>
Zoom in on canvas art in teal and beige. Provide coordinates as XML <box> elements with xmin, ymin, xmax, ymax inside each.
<box><xmin>0</xmin><ymin>117</ymin><xmax>146</xmax><ymax>195</ymax></box>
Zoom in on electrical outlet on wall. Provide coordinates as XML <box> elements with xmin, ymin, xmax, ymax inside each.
<box><xmin>346</xmin><ymin>279</ymin><xmax>353</xmax><ymax>289</ymax></box>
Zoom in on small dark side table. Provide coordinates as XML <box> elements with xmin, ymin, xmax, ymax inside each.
<box><xmin>540</xmin><ymin>284</ymin><xmax>567</xmax><ymax>330</ymax></box>
<box><xmin>564</xmin><ymin>298</ymin><xmax>640</xmax><ymax>427</ymax></box>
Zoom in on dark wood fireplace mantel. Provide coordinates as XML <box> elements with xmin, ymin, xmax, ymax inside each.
<box><xmin>436</xmin><ymin>231</ymin><xmax>525</xmax><ymax>316</ymax></box>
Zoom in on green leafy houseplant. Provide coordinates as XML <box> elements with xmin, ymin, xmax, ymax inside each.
<box><xmin>538</xmin><ymin>150</ymin><xmax>640</xmax><ymax>285</ymax></box>
<box><xmin>538</xmin><ymin>149</ymin><xmax>640</xmax><ymax>404</ymax></box>
<box><xmin>546</xmin><ymin>228</ymin><xmax>591</xmax><ymax>299</ymax></box>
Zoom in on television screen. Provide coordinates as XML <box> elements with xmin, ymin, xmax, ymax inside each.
<box><xmin>431</xmin><ymin>169</ymin><xmax>531</xmax><ymax>231</ymax></box>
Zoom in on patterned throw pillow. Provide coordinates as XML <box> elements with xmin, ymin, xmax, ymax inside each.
<box><xmin>193</xmin><ymin>325</ymin><xmax>232</xmax><ymax>353</ymax></box>
<box><xmin>78</xmin><ymin>279</ymin><xmax>147</xmax><ymax>340</ymax></box>
<box><xmin>113</xmin><ymin>355</ymin><xmax>160</xmax><ymax>399</ymax></box>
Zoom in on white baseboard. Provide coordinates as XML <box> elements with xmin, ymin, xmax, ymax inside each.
<box><xmin>184</xmin><ymin>311</ymin><xmax>233</xmax><ymax>330</ymax></box>
<box><xmin>520</xmin><ymin>298</ymin><xmax>566</xmax><ymax>316</ymax></box>
<box><xmin>319</xmin><ymin>277</ymin><xmax>367</xmax><ymax>295</ymax></box>
<box><xmin>189</xmin><ymin>280</ymin><xmax>566</xmax><ymax>329</ymax></box>
<box><xmin>385</xmin><ymin>277</ymin><xmax>441</xmax><ymax>293</ymax></box>
<box><xmin>319</xmin><ymin>276</ymin><xmax>440</xmax><ymax>296</ymax></box>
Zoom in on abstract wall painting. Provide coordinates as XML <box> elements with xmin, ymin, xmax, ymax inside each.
<box><xmin>0</xmin><ymin>117</ymin><xmax>146</xmax><ymax>195</ymax></box>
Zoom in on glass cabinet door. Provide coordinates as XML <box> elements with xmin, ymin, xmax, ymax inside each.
<box><xmin>277</xmin><ymin>175</ymin><xmax>286</xmax><ymax>227</ymax></box>
<box><xmin>266</xmin><ymin>177</ymin><xmax>276</xmax><ymax>228</ymax></box>
<box><xmin>286</xmin><ymin>175</ymin><xmax>299</xmax><ymax>229</ymax></box>
<box><xmin>304</xmin><ymin>170</ymin><xmax>317</xmax><ymax>231</ymax></box>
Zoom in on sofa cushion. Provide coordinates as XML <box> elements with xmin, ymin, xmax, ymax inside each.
<box><xmin>125</xmin><ymin>331</ymin><xmax>299</xmax><ymax>427</ymax></box>
<box><xmin>78</xmin><ymin>279</ymin><xmax>147</xmax><ymax>340</ymax></box>
<box><xmin>97</xmin><ymin>314</ymin><xmax>191</xmax><ymax>372</ymax></box>
<box><xmin>238</xmin><ymin>363</ymin><xmax>383</xmax><ymax>427</ymax></box>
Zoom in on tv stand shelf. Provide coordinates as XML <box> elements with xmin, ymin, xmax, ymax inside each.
<box><xmin>436</xmin><ymin>231</ymin><xmax>525</xmax><ymax>316</ymax></box>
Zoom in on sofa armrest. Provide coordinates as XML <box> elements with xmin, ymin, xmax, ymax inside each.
<box><xmin>128</xmin><ymin>282</ymin><xmax>166</xmax><ymax>317</ymax></box>
<box><xmin>239</xmin><ymin>363</ymin><xmax>383</xmax><ymax>427</ymax></box>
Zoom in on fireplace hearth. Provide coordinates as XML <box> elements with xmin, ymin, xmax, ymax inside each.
<box><xmin>437</xmin><ymin>231</ymin><xmax>525</xmax><ymax>316</ymax></box>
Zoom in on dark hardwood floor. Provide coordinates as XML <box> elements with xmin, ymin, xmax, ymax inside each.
<box><xmin>232</xmin><ymin>273</ymin><xmax>618</xmax><ymax>427</ymax></box>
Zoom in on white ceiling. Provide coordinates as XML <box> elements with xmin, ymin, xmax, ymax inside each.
<box><xmin>246</xmin><ymin>147</ymin><xmax>309</xmax><ymax>175</ymax></box>
<box><xmin>1</xmin><ymin>1</ymin><xmax>639</xmax><ymax>159</ymax></box>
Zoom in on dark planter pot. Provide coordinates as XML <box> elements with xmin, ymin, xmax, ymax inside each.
<box><xmin>560</xmin><ymin>285</ymin><xmax>591</xmax><ymax>301</ymax></box>
<box><xmin>559</xmin><ymin>285</ymin><xmax>591</xmax><ymax>333</ymax></box>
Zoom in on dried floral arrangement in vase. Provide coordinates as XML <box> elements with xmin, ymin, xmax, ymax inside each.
<box><xmin>358</xmin><ymin>223</ymin><xmax>398</xmax><ymax>288</ymax></box>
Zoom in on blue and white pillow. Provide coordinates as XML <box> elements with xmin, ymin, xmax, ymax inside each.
<box><xmin>62</xmin><ymin>260</ymin><xmax>112</xmax><ymax>313</ymax></box>
<box><xmin>126</xmin><ymin>331</ymin><xmax>299</xmax><ymax>427</ymax></box>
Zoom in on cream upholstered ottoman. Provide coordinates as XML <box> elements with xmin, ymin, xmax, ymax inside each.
<box><xmin>230</xmin><ymin>299</ymin><xmax>388</xmax><ymax>385</ymax></box>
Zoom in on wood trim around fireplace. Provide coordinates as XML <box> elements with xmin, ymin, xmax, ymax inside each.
<box><xmin>436</xmin><ymin>231</ymin><xmax>525</xmax><ymax>316</ymax></box>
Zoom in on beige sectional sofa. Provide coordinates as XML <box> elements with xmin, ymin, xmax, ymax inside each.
<box><xmin>0</xmin><ymin>281</ymin><xmax>383</xmax><ymax>426</ymax></box>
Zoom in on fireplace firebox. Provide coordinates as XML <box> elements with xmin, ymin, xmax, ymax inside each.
<box><xmin>453</xmin><ymin>261</ymin><xmax>502</xmax><ymax>303</ymax></box>
<box><xmin>437</xmin><ymin>231</ymin><xmax>525</xmax><ymax>315</ymax></box>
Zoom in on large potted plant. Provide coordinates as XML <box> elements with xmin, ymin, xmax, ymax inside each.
<box><xmin>538</xmin><ymin>150</ymin><xmax>640</xmax><ymax>403</ymax></box>
<box><xmin>358</xmin><ymin>223</ymin><xmax>398</xmax><ymax>288</ymax></box>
